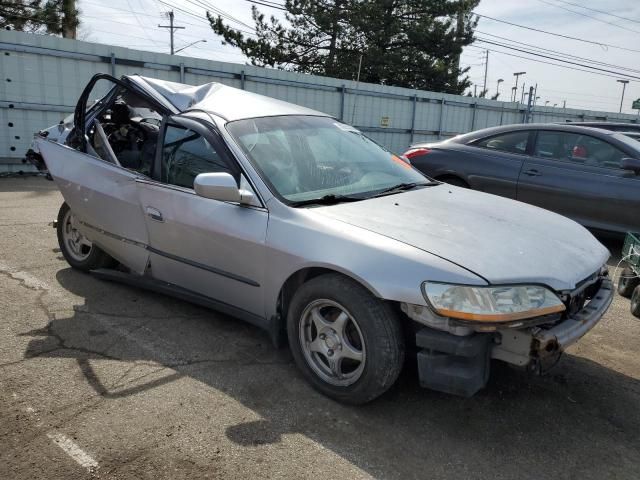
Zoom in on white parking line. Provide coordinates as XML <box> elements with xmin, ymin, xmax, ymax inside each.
<box><xmin>47</xmin><ymin>432</ymin><xmax>99</xmax><ymax>471</ymax></box>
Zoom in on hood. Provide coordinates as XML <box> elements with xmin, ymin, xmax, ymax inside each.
<box><xmin>311</xmin><ymin>185</ymin><xmax>609</xmax><ymax>291</ymax></box>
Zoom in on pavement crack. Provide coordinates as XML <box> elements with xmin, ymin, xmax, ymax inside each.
<box><xmin>0</xmin><ymin>264</ymin><xmax>50</xmax><ymax>292</ymax></box>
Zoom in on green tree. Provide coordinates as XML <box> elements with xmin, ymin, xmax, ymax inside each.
<box><xmin>209</xmin><ymin>0</ymin><xmax>479</xmax><ymax>94</ymax></box>
<box><xmin>0</xmin><ymin>0</ymin><xmax>79</xmax><ymax>37</ymax></box>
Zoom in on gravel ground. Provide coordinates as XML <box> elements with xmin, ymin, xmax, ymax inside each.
<box><xmin>1</xmin><ymin>176</ymin><xmax>639</xmax><ymax>480</ymax></box>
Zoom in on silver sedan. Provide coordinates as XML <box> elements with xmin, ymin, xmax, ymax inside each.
<box><xmin>33</xmin><ymin>74</ymin><xmax>613</xmax><ymax>403</ymax></box>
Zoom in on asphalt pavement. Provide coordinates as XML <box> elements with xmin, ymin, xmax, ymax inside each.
<box><xmin>1</xmin><ymin>177</ymin><xmax>639</xmax><ymax>480</ymax></box>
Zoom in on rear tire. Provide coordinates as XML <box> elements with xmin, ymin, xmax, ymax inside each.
<box><xmin>287</xmin><ymin>273</ymin><xmax>405</xmax><ymax>405</ymax></box>
<box><xmin>631</xmin><ymin>286</ymin><xmax>640</xmax><ymax>319</ymax></box>
<box><xmin>57</xmin><ymin>202</ymin><xmax>116</xmax><ymax>272</ymax></box>
<box><xmin>617</xmin><ymin>266</ymin><xmax>640</xmax><ymax>298</ymax></box>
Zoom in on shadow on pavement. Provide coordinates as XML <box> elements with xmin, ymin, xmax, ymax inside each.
<box><xmin>0</xmin><ymin>176</ymin><xmax>57</xmax><ymax>194</ymax></box>
<box><xmin>20</xmin><ymin>267</ymin><xmax>640</xmax><ymax>479</ymax></box>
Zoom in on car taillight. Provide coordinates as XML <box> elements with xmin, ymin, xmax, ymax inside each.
<box><xmin>403</xmin><ymin>147</ymin><xmax>431</xmax><ymax>159</ymax></box>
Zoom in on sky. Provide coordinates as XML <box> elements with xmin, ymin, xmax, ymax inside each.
<box><xmin>76</xmin><ymin>0</ymin><xmax>640</xmax><ymax>114</ymax></box>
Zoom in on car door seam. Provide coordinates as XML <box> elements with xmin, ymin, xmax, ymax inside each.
<box><xmin>78</xmin><ymin>219</ymin><xmax>260</xmax><ymax>287</ymax></box>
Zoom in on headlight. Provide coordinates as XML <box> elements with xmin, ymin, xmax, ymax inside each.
<box><xmin>422</xmin><ymin>282</ymin><xmax>565</xmax><ymax>322</ymax></box>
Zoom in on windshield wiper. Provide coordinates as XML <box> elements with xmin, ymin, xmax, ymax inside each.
<box><xmin>370</xmin><ymin>181</ymin><xmax>435</xmax><ymax>198</ymax></box>
<box><xmin>290</xmin><ymin>194</ymin><xmax>364</xmax><ymax>207</ymax></box>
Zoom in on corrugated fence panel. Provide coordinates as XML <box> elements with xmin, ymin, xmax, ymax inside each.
<box><xmin>1</xmin><ymin>29</ymin><xmax>639</xmax><ymax>170</ymax></box>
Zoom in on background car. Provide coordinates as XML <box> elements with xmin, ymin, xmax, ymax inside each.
<box><xmin>619</xmin><ymin>131</ymin><xmax>640</xmax><ymax>142</ymax></box>
<box><xmin>561</xmin><ymin>121</ymin><xmax>640</xmax><ymax>133</ymax></box>
<box><xmin>404</xmin><ymin>124</ymin><xmax>640</xmax><ymax>235</ymax></box>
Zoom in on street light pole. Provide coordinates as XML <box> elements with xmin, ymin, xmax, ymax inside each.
<box><xmin>496</xmin><ymin>78</ymin><xmax>503</xmax><ymax>98</ymax></box>
<box><xmin>617</xmin><ymin>79</ymin><xmax>629</xmax><ymax>113</ymax></box>
<box><xmin>513</xmin><ymin>71</ymin><xmax>526</xmax><ymax>102</ymax></box>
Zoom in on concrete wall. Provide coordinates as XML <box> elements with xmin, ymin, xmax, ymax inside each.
<box><xmin>1</xmin><ymin>30</ymin><xmax>638</xmax><ymax>171</ymax></box>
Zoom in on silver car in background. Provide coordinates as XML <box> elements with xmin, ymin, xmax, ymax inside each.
<box><xmin>33</xmin><ymin>74</ymin><xmax>613</xmax><ymax>403</ymax></box>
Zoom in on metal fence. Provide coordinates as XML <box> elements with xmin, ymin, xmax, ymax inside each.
<box><xmin>1</xmin><ymin>29</ymin><xmax>638</xmax><ymax>171</ymax></box>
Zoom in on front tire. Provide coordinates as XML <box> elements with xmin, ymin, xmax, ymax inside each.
<box><xmin>287</xmin><ymin>273</ymin><xmax>405</xmax><ymax>404</ymax></box>
<box><xmin>617</xmin><ymin>266</ymin><xmax>640</xmax><ymax>298</ymax></box>
<box><xmin>57</xmin><ymin>202</ymin><xmax>116</xmax><ymax>271</ymax></box>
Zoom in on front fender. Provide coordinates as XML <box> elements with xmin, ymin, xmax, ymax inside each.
<box><xmin>263</xmin><ymin>205</ymin><xmax>487</xmax><ymax>320</ymax></box>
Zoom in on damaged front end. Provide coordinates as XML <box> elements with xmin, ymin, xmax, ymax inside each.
<box><xmin>402</xmin><ymin>268</ymin><xmax>613</xmax><ymax>396</ymax></box>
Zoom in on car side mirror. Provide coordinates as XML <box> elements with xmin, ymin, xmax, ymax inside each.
<box><xmin>621</xmin><ymin>157</ymin><xmax>640</xmax><ymax>175</ymax></box>
<box><xmin>193</xmin><ymin>172</ymin><xmax>254</xmax><ymax>204</ymax></box>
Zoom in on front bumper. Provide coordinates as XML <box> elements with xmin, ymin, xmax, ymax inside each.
<box><xmin>534</xmin><ymin>278</ymin><xmax>613</xmax><ymax>354</ymax></box>
<box><xmin>491</xmin><ymin>278</ymin><xmax>614</xmax><ymax>368</ymax></box>
<box><xmin>415</xmin><ymin>278</ymin><xmax>614</xmax><ymax>397</ymax></box>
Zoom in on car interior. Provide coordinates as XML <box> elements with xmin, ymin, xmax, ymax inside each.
<box><xmin>86</xmin><ymin>85</ymin><xmax>163</xmax><ymax>177</ymax></box>
<box><xmin>534</xmin><ymin>132</ymin><xmax>625</xmax><ymax>168</ymax></box>
<box><xmin>81</xmin><ymin>82</ymin><xmax>241</xmax><ymax>191</ymax></box>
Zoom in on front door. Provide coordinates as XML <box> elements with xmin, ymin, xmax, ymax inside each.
<box><xmin>136</xmin><ymin>115</ymin><xmax>269</xmax><ymax>318</ymax></box>
<box><xmin>517</xmin><ymin>130</ymin><xmax>640</xmax><ymax>233</ymax></box>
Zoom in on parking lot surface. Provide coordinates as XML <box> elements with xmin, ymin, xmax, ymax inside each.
<box><xmin>1</xmin><ymin>177</ymin><xmax>639</xmax><ymax>480</ymax></box>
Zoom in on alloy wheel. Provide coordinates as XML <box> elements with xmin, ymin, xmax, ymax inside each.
<box><xmin>299</xmin><ymin>299</ymin><xmax>366</xmax><ymax>387</ymax></box>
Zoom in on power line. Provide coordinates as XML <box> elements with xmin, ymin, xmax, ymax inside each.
<box><xmin>474</xmin><ymin>39</ymin><xmax>640</xmax><ymax>80</ymax></box>
<box><xmin>475</xmin><ymin>32</ymin><xmax>640</xmax><ymax>75</ymax></box>
<box><xmin>185</xmin><ymin>0</ymin><xmax>255</xmax><ymax>30</ymax></box>
<box><xmin>245</xmin><ymin>0</ymin><xmax>287</xmax><ymax>10</ymax></box>
<box><xmin>162</xmin><ymin>0</ymin><xmax>256</xmax><ymax>36</ymax></box>
<box><xmin>466</xmin><ymin>44</ymin><xmax>639</xmax><ymax>82</ymax></box>
<box><xmin>552</xmin><ymin>0</ymin><xmax>640</xmax><ymax>26</ymax></box>
<box><xmin>125</xmin><ymin>0</ymin><xmax>162</xmax><ymax>47</ymax></box>
<box><xmin>474</xmin><ymin>13</ymin><xmax>640</xmax><ymax>54</ymax></box>
<box><xmin>79</xmin><ymin>1</ymin><xmax>249</xmax><ymax>60</ymax></box>
<box><xmin>536</xmin><ymin>0</ymin><xmax>640</xmax><ymax>35</ymax></box>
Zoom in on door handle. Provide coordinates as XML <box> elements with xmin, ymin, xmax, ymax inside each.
<box><xmin>145</xmin><ymin>206</ymin><xmax>163</xmax><ymax>222</ymax></box>
<box><xmin>523</xmin><ymin>169</ymin><xmax>542</xmax><ymax>177</ymax></box>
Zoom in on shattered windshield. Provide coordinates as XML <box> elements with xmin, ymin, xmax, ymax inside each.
<box><xmin>226</xmin><ymin>115</ymin><xmax>428</xmax><ymax>204</ymax></box>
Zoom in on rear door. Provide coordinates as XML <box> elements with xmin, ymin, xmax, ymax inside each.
<box><xmin>517</xmin><ymin>130</ymin><xmax>640</xmax><ymax>233</ymax></box>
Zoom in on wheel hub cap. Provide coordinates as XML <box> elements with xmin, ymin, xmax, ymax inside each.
<box><xmin>62</xmin><ymin>209</ymin><xmax>93</xmax><ymax>262</ymax></box>
<box><xmin>322</xmin><ymin>330</ymin><xmax>340</xmax><ymax>350</ymax></box>
<box><xmin>298</xmin><ymin>299</ymin><xmax>366</xmax><ymax>387</ymax></box>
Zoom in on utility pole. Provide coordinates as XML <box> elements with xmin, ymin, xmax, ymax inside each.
<box><xmin>482</xmin><ymin>50</ymin><xmax>489</xmax><ymax>97</ymax></box>
<box><xmin>520</xmin><ymin>83</ymin><xmax>526</xmax><ymax>103</ymax></box>
<box><xmin>617</xmin><ymin>79</ymin><xmax>629</xmax><ymax>113</ymax></box>
<box><xmin>159</xmin><ymin>11</ymin><xmax>185</xmax><ymax>55</ymax></box>
<box><xmin>563</xmin><ymin>100</ymin><xmax>566</xmax><ymax>108</ymax></box>
<box><xmin>453</xmin><ymin>3</ymin><xmax>465</xmax><ymax>73</ymax></box>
